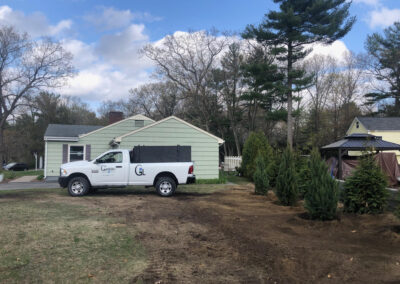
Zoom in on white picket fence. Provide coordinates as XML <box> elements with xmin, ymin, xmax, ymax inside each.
<box><xmin>223</xmin><ymin>156</ymin><xmax>242</xmax><ymax>171</ymax></box>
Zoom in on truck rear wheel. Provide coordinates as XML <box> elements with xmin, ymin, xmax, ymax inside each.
<box><xmin>156</xmin><ymin>176</ymin><xmax>176</xmax><ymax>197</ymax></box>
<box><xmin>67</xmin><ymin>177</ymin><xmax>90</xmax><ymax>197</ymax></box>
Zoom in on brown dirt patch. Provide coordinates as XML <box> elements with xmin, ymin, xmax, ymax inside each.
<box><xmin>72</xmin><ymin>186</ymin><xmax>400</xmax><ymax>283</ymax></box>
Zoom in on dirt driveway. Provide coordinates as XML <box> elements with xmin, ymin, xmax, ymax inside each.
<box><xmin>80</xmin><ymin>184</ymin><xmax>400</xmax><ymax>283</ymax></box>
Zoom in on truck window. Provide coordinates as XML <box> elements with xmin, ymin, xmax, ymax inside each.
<box><xmin>97</xmin><ymin>152</ymin><xmax>123</xmax><ymax>163</ymax></box>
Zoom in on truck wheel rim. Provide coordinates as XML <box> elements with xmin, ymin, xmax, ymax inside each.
<box><xmin>71</xmin><ymin>181</ymin><xmax>84</xmax><ymax>194</ymax></box>
<box><xmin>160</xmin><ymin>181</ymin><xmax>172</xmax><ymax>194</ymax></box>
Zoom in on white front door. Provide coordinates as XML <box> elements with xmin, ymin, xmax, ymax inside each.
<box><xmin>92</xmin><ymin>151</ymin><xmax>127</xmax><ymax>186</ymax></box>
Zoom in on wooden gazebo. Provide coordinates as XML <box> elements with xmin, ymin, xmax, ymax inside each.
<box><xmin>321</xmin><ymin>133</ymin><xmax>400</xmax><ymax>179</ymax></box>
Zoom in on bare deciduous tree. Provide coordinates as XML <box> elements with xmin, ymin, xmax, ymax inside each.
<box><xmin>129</xmin><ymin>81</ymin><xmax>182</xmax><ymax>120</ymax></box>
<box><xmin>305</xmin><ymin>55</ymin><xmax>337</xmax><ymax>133</ymax></box>
<box><xmin>213</xmin><ymin>42</ymin><xmax>244</xmax><ymax>155</ymax></box>
<box><xmin>0</xmin><ymin>25</ymin><xmax>74</xmax><ymax>160</ymax></box>
<box><xmin>142</xmin><ymin>30</ymin><xmax>228</xmax><ymax>131</ymax></box>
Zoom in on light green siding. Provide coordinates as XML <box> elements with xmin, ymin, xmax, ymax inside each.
<box><xmin>46</xmin><ymin>141</ymin><xmax>64</xmax><ymax>176</ymax></box>
<box><xmin>119</xmin><ymin>118</ymin><xmax>220</xmax><ymax>179</ymax></box>
<box><xmin>45</xmin><ymin>118</ymin><xmax>153</xmax><ymax>177</ymax></box>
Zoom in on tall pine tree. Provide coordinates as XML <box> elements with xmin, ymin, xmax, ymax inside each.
<box><xmin>365</xmin><ymin>22</ymin><xmax>400</xmax><ymax>115</ymax></box>
<box><xmin>243</xmin><ymin>0</ymin><xmax>355</xmax><ymax>148</ymax></box>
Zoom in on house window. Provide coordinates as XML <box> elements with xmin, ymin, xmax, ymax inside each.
<box><xmin>135</xmin><ymin>120</ymin><xmax>144</xmax><ymax>127</ymax></box>
<box><xmin>356</xmin><ymin>122</ymin><xmax>359</xmax><ymax>128</ymax></box>
<box><xmin>69</xmin><ymin>145</ymin><xmax>85</xmax><ymax>162</ymax></box>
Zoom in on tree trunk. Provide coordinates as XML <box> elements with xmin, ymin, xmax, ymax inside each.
<box><xmin>0</xmin><ymin>127</ymin><xmax>4</xmax><ymax>164</ymax></box>
<box><xmin>287</xmin><ymin>43</ymin><xmax>293</xmax><ymax>148</ymax></box>
<box><xmin>231</xmin><ymin>123</ymin><xmax>241</xmax><ymax>156</ymax></box>
<box><xmin>395</xmin><ymin>94</ymin><xmax>400</xmax><ymax>115</ymax></box>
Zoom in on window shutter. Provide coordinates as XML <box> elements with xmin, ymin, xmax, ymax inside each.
<box><xmin>62</xmin><ymin>144</ymin><xmax>68</xmax><ymax>164</ymax></box>
<box><xmin>85</xmin><ymin>145</ymin><xmax>91</xmax><ymax>161</ymax></box>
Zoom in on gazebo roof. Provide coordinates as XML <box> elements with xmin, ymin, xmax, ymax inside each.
<box><xmin>321</xmin><ymin>133</ymin><xmax>400</xmax><ymax>151</ymax></box>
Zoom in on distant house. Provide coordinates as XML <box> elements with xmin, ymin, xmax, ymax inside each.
<box><xmin>44</xmin><ymin>113</ymin><xmax>224</xmax><ymax>180</ymax></box>
<box><xmin>347</xmin><ymin>116</ymin><xmax>400</xmax><ymax>162</ymax></box>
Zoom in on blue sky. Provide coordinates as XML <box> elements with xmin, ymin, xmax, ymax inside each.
<box><xmin>0</xmin><ymin>0</ymin><xmax>399</xmax><ymax>109</ymax></box>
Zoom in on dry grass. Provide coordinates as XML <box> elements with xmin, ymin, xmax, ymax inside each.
<box><xmin>0</xmin><ymin>189</ymin><xmax>146</xmax><ymax>283</ymax></box>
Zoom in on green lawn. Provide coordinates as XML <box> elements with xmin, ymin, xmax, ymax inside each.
<box><xmin>1</xmin><ymin>170</ymin><xmax>44</xmax><ymax>180</ymax></box>
<box><xmin>224</xmin><ymin>173</ymin><xmax>251</xmax><ymax>185</ymax></box>
<box><xmin>0</xmin><ymin>188</ymin><xmax>146</xmax><ymax>283</ymax></box>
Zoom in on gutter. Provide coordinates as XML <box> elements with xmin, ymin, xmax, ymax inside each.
<box><xmin>44</xmin><ymin>136</ymin><xmax>79</xmax><ymax>142</ymax></box>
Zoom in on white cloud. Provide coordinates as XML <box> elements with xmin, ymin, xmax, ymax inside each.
<box><xmin>353</xmin><ymin>0</ymin><xmax>380</xmax><ymax>6</ymax></box>
<box><xmin>306</xmin><ymin>40</ymin><xmax>350</xmax><ymax>64</ymax></box>
<box><xmin>369</xmin><ymin>7</ymin><xmax>400</xmax><ymax>28</ymax></box>
<box><xmin>96</xmin><ymin>24</ymin><xmax>150</xmax><ymax>68</ymax></box>
<box><xmin>0</xmin><ymin>5</ymin><xmax>155</xmax><ymax>102</ymax></box>
<box><xmin>84</xmin><ymin>6</ymin><xmax>161</xmax><ymax>31</ymax></box>
<box><xmin>0</xmin><ymin>5</ymin><xmax>72</xmax><ymax>37</ymax></box>
<box><xmin>59</xmin><ymin>25</ymin><xmax>154</xmax><ymax>102</ymax></box>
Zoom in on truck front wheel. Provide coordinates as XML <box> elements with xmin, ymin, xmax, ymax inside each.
<box><xmin>155</xmin><ymin>176</ymin><xmax>176</xmax><ymax>197</ymax></box>
<box><xmin>67</xmin><ymin>177</ymin><xmax>90</xmax><ymax>197</ymax></box>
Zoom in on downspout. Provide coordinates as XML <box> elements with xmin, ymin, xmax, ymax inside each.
<box><xmin>44</xmin><ymin>140</ymin><xmax>48</xmax><ymax>178</ymax></box>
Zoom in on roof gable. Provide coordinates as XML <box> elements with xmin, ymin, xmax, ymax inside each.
<box><xmin>356</xmin><ymin>117</ymin><xmax>400</xmax><ymax>131</ymax></box>
<box><xmin>78</xmin><ymin>114</ymin><xmax>154</xmax><ymax>138</ymax></box>
<box><xmin>115</xmin><ymin>116</ymin><xmax>224</xmax><ymax>144</ymax></box>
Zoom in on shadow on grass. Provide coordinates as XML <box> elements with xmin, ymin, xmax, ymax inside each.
<box><xmin>89</xmin><ymin>188</ymin><xmax>213</xmax><ymax>198</ymax></box>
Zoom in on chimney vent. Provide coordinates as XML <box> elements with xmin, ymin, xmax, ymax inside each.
<box><xmin>108</xmin><ymin>111</ymin><xmax>124</xmax><ymax>125</ymax></box>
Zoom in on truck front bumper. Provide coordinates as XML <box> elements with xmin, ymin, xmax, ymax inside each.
<box><xmin>58</xmin><ymin>176</ymin><xmax>69</xmax><ymax>188</ymax></box>
<box><xmin>186</xmin><ymin>175</ymin><xmax>196</xmax><ymax>184</ymax></box>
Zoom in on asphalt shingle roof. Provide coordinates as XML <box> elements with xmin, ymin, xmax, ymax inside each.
<box><xmin>322</xmin><ymin>133</ymin><xmax>400</xmax><ymax>150</ymax></box>
<box><xmin>44</xmin><ymin>124</ymin><xmax>103</xmax><ymax>138</ymax></box>
<box><xmin>357</xmin><ymin>117</ymin><xmax>400</xmax><ymax>131</ymax></box>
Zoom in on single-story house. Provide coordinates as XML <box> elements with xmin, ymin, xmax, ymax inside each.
<box><xmin>44</xmin><ymin>113</ymin><xmax>224</xmax><ymax>180</ymax></box>
<box><xmin>347</xmin><ymin>116</ymin><xmax>400</xmax><ymax>162</ymax></box>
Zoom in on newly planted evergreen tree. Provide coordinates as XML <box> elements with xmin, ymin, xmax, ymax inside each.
<box><xmin>243</xmin><ymin>0</ymin><xmax>355</xmax><ymax>147</ymax></box>
<box><xmin>304</xmin><ymin>149</ymin><xmax>339</xmax><ymax>220</ymax></box>
<box><xmin>344</xmin><ymin>154</ymin><xmax>388</xmax><ymax>214</ymax></box>
<box><xmin>253</xmin><ymin>154</ymin><xmax>269</xmax><ymax>195</ymax></box>
<box><xmin>276</xmin><ymin>146</ymin><xmax>298</xmax><ymax>206</ymax></box>
<box><xmin>241</xmin><ymin>132</ymin><xmax>273</xmax><ymax>180</ymax></box>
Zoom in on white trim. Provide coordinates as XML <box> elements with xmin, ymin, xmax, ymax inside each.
<box><xmin>68</xmin><ymin>144</ymin><xmax>86</xmax><ymax>162</ymax></box>
<box><xmin>115</xmin><ymin>116</ymin><xmax>225</xmax><ymax>144</ymax></box>
<box><xmin>44</xmin><ymin>136</ymin><xmax>79</xmax><ymax>141</ymax></box>
<box><xmin>79</xmin><ymin>114</ymin><xmax>155</xmax><ymax>139</ymax></box>
<box><xmin>44</xmin><ymin>141</ymin><xmax>48</xmax><ymax>178</ymax></box>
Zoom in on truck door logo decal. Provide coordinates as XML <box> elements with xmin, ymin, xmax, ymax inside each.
<box><xmin>101</xmin><ymin>165</ymin><xmax>115</xmax><ymax>174</ymax></box>
<box><xmin>135</xmin><ymin>165</ymin><xmax>145</xmax><ymax>176</ymax></box>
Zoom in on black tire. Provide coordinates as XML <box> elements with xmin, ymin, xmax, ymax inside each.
<box><xmin>67</xmin><ymin>177</ymin><xmax>90</xmax><ymax>197</ymax></box>
<box><xmin>155</xmin><ymin>176</ymin><xmax>176</xmax><ymax>197</ymax></box>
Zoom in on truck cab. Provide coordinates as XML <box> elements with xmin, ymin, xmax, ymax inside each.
<box><xmin>58</xmin><ymin>147</ymin><xmax>195</xmax><ymax>197</ymax></box>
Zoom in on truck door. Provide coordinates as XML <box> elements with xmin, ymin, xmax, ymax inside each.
<box><xmin>92</xmin><ymin>151</ymin><xmax>127</xmax><ymax>186</ymax></box>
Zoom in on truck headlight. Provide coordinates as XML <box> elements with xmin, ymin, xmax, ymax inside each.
<box><xmin>60</xmin><ymin>168</ymin><xmax>68</xmax><ymax>176</ymax></box>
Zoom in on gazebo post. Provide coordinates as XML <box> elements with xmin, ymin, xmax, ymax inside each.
<box><xmin>338</xmin><ymin>148</ymin><xmax>343</xmax><ymax>180</ymax></box>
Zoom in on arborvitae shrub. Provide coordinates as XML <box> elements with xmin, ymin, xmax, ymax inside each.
<box><xmin>304</xmin><ymin>149</ymin><xmax>338</xmax><ymax>220</ymax></box>
<box><xmin>296</xmin><ymin>153</ymin><xmax>312</xmax><ymax>198</ymax></box>
<box><xmin>343</xmin><ymin>154</ymin><xmax>388</xmax><ymax>214</ymax></box>
<box><xmin>253</xmin><ymin>154</ymin><xmax>269</xmax><ymax>195</ymax></box>
<box><xmin>275</xmin><ymin>146</ymin><xmax>298</xmax><ymax>206</ymax></box>
<box><xmin>241</xmin><ymin>132</ymin><xmax>272</xmax><ymax>180</ymax></box>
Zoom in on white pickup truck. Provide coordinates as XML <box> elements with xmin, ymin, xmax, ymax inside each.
<box><xmin>58</xmin><ymin>148</ymin><xmax>195</xmax><ymax>197</ymax></box>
